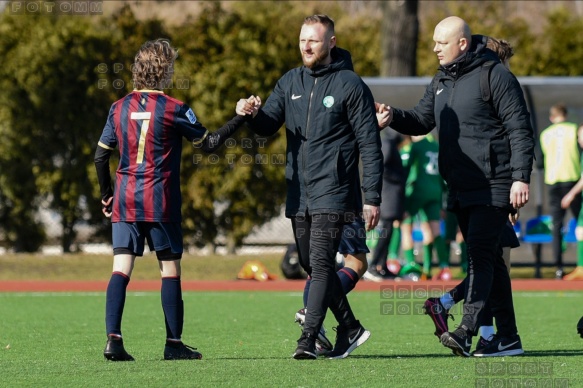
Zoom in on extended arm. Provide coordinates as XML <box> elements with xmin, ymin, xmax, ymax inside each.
<box><xmin>386</xmin><ymin>79</ymin><xmax>437</xmax><ymax>136</ymax></box>
<box><xmin>242</xmin><ymin>78</ymin><xmax>287</xmax><ymax>137</ymax></box>
<box><xmin>196</xmin><ymin>115</ymin><xmax>247</xmax><ymax>153</ymax></box>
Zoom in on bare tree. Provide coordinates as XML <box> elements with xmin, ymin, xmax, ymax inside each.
<box><xmin>380</xmin><ymin>0</ymin><xmax>419</xmax><ymax>76</ymax></box>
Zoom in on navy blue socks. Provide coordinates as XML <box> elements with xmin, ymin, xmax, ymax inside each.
<box><xmin>105</xmin><ymin>272</ymin><xmax>130</xmax><ymax>336</ymax></box>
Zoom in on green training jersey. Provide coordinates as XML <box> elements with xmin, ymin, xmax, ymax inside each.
<box><xmin>405</xmin><ymin>135</ymin><xmax>444</xmax><ymax>201</ymax></box>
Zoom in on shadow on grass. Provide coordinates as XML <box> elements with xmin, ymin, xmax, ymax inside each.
<box><xmin>350</xmin><ymin>349</ymin><xmax>583</xmax><ymax>359</ymax></box>
<box><xmin>520</xmin><ymin>349</ymin><xmax>583</xmax><ymax>357</ymax></box>
<box><xmin>336</xmin><ymin>353</ymin><xmax>455</xmax><ymax>359</ymax></box>
<box><xmin>185</xmin><ymin>349</ymin><xmax>583</xmax><ymax>360</ymax></box>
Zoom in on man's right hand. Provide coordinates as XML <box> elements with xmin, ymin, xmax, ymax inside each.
<box><xmin>236</xmin><ymin>95</ymin><xmax>262</xmax><ymax>117</ymax></box>
<box><xmin>375</xmin><ymin>102</ymin><xmax>392</xmax><ymax>129</ymax></box>
<box><xmin>363</xmin><ymin>204</ymin><xmax>380</xmax><ymax>231</ymax></box>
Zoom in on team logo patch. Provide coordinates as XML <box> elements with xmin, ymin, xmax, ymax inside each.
<box><xmin>322</xmin><ymin>96</ymin><xmax>334</xmax><ymax>108</ymax></box>
<box><xmin>185</xmin><ymin>108</ymin><xmax>197</xmax><ymax>124</ymax></box>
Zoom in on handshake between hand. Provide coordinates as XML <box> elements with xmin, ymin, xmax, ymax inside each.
<box><xmin>375</xmin><ymin>102</ymin><xmax>392</xmax><ymax>129</ymax></box>
<box><xmin>236</xmin><ymin>95</ymin><xmax>262</xmax><ymax>117</ymax></box>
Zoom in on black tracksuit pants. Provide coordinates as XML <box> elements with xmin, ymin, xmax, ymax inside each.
<box><xmin>292</xmin><ymin>213</ymin><xmax>357</xmax><ymax>338</ymax></box>
<box><xmin>455</xmin><ymin>205</ymin><xmax>518</xmax><ymax>337</ymax></box>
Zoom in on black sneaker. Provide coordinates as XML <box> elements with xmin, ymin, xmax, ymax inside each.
<box><xmin>103</xmin><ymin>335</ymin><xmax>135</xmax><ymax>361</ymax></box>
<box><xmin>327</xmin><ymin>322</ymin><xmax>371</xmax><ymax>359</ymax></box>
<box><xmin>164</xmin><ymin>340</ymin><xmax>203</xmax><ymax>360</ymax></box>
<box><xmin>440</xmin><ymin>325</ymin><xmax>472</xmax><ymax>357</ymax></box>
<box><xmin>293</xmin><ymin>331</ymin><xmax>317</xmax><ymax>360</ymax></box>
<box><xmin>474</xmin><ymin>336</ymin><xmax>491</xmax><ymax>352</ymax></box>
<box><xmin>472</xmin><ymin>334</ymin><xmax>524</xmax><ymax>357</ymax></box>
<box><xmin>423</xmin><ymin>297</ymin><xmax>453</xmax><ymax>339</ymax></box>
<box><xmin>577</xmin><ymin>316</ymin><xmax>583</xmax><ymax>338</ymax></box>
<box><xmin>294</xmin><ymin>308</ymin><xmax>333</xmax><ymax>355</ymax></box>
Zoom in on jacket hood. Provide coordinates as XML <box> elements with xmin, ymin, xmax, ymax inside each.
<box><xmin>304</xmin><ymin>47</ymin><xmax>354</xmax><ymax>76</ymax></box>
<box><xmin>441</xmin><ymin>34</ymin><xmax>499</xmax><ymax>77</ymax></box>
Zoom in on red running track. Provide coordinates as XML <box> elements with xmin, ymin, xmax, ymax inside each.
<box><xmin>1</xmin><ymin>279</ymin><xmax>582</xmax><ymax>292</ymax></box>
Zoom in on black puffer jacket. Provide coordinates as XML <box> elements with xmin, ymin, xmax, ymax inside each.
<box><xmin>390</xmin><ymin>35</ymin><xmax>534</xmax><ymax>210</ymax></box>
<box><xmin>249</xmin><ymin>47</ymin><xmax>383</xmax><ymax>217</ymax></box>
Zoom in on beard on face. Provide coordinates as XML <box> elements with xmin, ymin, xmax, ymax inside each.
<box><xmin>302</xmin><ymin>43</ymin><xmax>330</xmax><ymax>69</ymax></box>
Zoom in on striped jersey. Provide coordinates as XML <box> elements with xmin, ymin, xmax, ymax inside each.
<box><xmin>97</xmin><ymin>90</ymin><xmax>208</xmax><ymax>222</ymax></box>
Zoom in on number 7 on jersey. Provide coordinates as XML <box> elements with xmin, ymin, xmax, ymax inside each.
<box><xmin>130</xmin><ymin>111</ymin><xmax>151</xmax><ymax>164</ymax></box>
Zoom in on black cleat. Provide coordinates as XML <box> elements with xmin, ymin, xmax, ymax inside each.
<box><xmin>293</xmin><ymin>331</ymin><xmax>317</xmax><ymax>360</ymax></box>
<box><xmin>440</xmin><ymin>325</ymin><xmax>472</xmax><ymax>357</ymax></box>
<box><xmin>423</xmin><ymin>297</ymin><xmax>453</xmax><ymax>339</ymax></box>
<box><xmin>472</xmin><ymin>334</ymin><xmax>524</xmax><ymax>357</ymax></box>
<box><xmin>577</xmin><ymin>316</ymin><xmax>583</xmax><ymax>338</ymax></box>
<box><xmin>104</xmin><ymin>335</ymin><xmax>135</xmax><ymax>361</ymax></box>
<box><xmin>164</xmin><ymin>341</ymin><xmax>203</xmax><ymax>360</ymax></box>
<box><xmin>327</xmin><ymin>321</ymin><xmax>371</xmax><ymax>359</ymax></box>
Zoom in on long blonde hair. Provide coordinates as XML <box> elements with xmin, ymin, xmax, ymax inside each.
<box><xmin>132</xmin><ymin>39</ymin><xmax>177</xmax><ymax>90</ymax></box>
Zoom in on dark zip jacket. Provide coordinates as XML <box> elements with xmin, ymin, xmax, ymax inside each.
<box><xmin>390</xmin><ymin>35</ymin><xmax>534</xmax><ymax>210</ymax></box>
<box><xmin>248</xmin><ymin>47</ymin><xmax>383</xmax><ymax>217</ymax></box>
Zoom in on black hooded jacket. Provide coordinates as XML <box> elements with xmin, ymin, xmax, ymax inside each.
<box><xmin>390</xmin><ymin>35</ymin><xmax>534</xmax><ymax>210</ymax></box>
<box><xmin>248</xmin><ymin>47</ymin><xmax>383</xmax><ymax>217</ymax></box>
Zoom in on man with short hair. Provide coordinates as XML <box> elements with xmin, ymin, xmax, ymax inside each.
<box><xmin>383</xmin><ymin>16</ymin><xmax>534</xmax><ymax>357</ymax></box>
<box><xmin>237</xmin><ymin>14</ymin><xmax>383</xmax><ymax>360</ymax></box>
<box><xmin>540</xmin><ymin>103</ymin><xmax>581</xmax><ymax>279</ymax></box>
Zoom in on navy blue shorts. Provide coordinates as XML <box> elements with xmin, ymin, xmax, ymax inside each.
<box><xmin>112</xmin><ymin>222</ymin><xmax>183</xmax><ymax>260</ymax></box>
<box><xmin>338</xmin><ymin>218</ymin><xmax>369</xmax><ymax>255</ymax></box>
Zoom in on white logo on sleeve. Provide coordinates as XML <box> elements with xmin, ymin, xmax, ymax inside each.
<box><xmin>436</xmin><ymin>89</ymin><xmax>444</xmax><ymax>95</ymax></box>
<box><xmin>292</xmin><ymin>94</ymin><xmax>302</xmax><ymax>100</ymax></box>
<box><xmin>185</xmin><ymin>108</ymin><xmax>197</xmax><ymax>124</ymax></box>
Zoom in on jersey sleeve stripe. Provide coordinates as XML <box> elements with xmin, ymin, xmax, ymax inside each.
<box><xmin>192</xmin><ymin>130</ymin><xmax>209</xmax><ymax>146</ymax></box>
<box><xmin>98</xmin><ymin>141</ymin><xmax>115</xmax><ymax>150</ymax></box>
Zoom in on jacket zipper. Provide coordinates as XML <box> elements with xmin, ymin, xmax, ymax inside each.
<box><xmin>303</xmin><ymin>78</ymin><xmax>318</xmax><ymax>210</ymax></box>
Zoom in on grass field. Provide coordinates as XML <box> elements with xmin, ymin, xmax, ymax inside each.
<box><xmin>2</xmin><ymin>289</ymin><xmax>582</xmax><ymax>387</ymax></box>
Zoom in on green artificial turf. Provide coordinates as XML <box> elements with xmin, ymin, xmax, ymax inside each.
<box><xmin>1</xmin><ymin>290</ymin><xmax>582</xmax><ymax>387</ymax></box>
